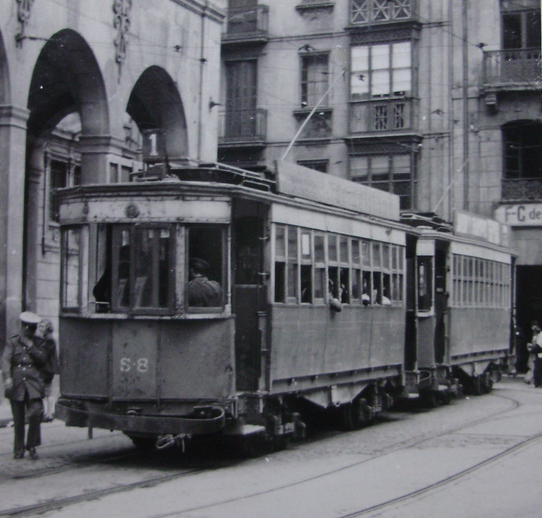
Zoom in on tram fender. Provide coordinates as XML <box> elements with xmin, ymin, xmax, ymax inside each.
<box><xmin>55</xmin><ymin>401</ymin><xmax>226</xmax><ymax>435</ymax></box>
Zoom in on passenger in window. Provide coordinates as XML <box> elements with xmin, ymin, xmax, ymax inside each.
<box><xmin>188</xmin><ymin>258</ymin><xmax>222</xmax><ymax>307</ymax></box>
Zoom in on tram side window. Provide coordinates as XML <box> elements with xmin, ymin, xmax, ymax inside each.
<box><xmin>61</xmin><ymin>228</ymin><xmax>81</xmax><ymax>311</ymax></box>
<box><xmin>351</xmin><ymin>239</ymin><xmax>362</xmax><ymax>303</ymax></box>
<box><xmin>300</xmin><ymin>230</ymin><xmax>312</xmax><ymax>303</ymax></box>
<box><xmin>187</xmin><ymin>226</ymin><xmax>224</xmax><ymax>309</ymax></box>
<box><xmin>362</xmin><ymin>240</ymin><xmax>372</xmax><ymax>305</ymax></box>
<box><xmin>287</xmin><ymin>227</ymin><xmax>299</xmax><ymax>301</ymax></box>
<box><xmin>314</xmin><ymin>233</ymin><xmax>326</xmax><ymax>301</ymax></box>
<box><xmin>274</xmin><ymin>226</ymin><xmax>286</xmax><ymax>303</ymax></box>
<box><xmin>417</xmin><ymin>256</ymin><xmax>433</xmax><ymax>311</ymax></box>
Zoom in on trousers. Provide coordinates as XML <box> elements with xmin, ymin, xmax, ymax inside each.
<box><xmin>10</xmin><ymin>397</ymin><xmax>43</xmax><ymax>455</ymax></box>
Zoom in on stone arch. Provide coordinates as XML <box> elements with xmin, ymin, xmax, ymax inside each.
<box><xmin>24</xmin><ymin>29</ymin><xmax>109</xmax><ymax>316</ymax></box>
<box><xmin>27</xmin><ymin>29</ymin><xmax>109</xmax><ymax>139</ymax></box>
<box><xmin>127</xmin><ymin>66</ymin><xmax>188</xmax><ymax>160</ymax></box>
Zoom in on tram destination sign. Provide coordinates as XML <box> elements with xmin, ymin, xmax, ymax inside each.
<box><xmin>494</xmin><ymin>203</ymin><xmax>542</xmax><ymax>227</ymax></box>
<box><xmin>271</xmin><ymin>160</ymin><xmax>400</xmax><ymax>221</ymax></box>
<box><xmin>454</xmin><ymin>210</ymin><xmax>510</xmax><ymax>247</ymax></box>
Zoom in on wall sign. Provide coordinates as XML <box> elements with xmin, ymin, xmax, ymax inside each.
<box><xmin>494</xmin><ymin>204</ymin><xmax>542</xmax><ymax>227</ymax></box>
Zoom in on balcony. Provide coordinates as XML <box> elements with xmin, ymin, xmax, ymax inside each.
<box><xmin>218</xmin><ymin>108</ymin><xmax>267</xmax><ymax>146</ymax></box>
<box><xmin>350</xmin><ymin>0</ymin><xmax>416</xmax><ymax>26</ymax></box>
<box><xmin>483</xmin><ymin>49</ymin><xmax>542</xmax><ymax>91</ymax></box>
<box><xmin>222</xmin><ymin>4</ymin><xmax>269</xmax><ymax>45</ymax></box>
<box><xmin>502</xmin><ymin>178</ymin><xmax>542</xmax><ymax>201</ymax></box>
<box><xmin>349</xmin><ymin>97</ymin><xmax>417</xmax><ymax>134</ymax></box>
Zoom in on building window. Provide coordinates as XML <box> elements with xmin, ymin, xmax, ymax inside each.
<box><xmin>351</xmin><ymin>0</ymin><xmax>412</xmax><ymax>25</ymax></box>
<box><xmin>351</xmin><ymin>42</ymin><xmax>411</xmax><ymax>100</ymax></box>
<box><xmin>49</xmin><ymin>159</ymin><xmax>80</xmax><ymax>222</ymax></box>
<box><xmin>301</xmin><ymin>53</ymin><xmax>329</xmax><ymax>107</ymax></box>
<box><xmin>503</xmin><ymin>121</ymin><xmax>542</xmax><ymax>179</ymax></box>
<box><xmin>502</xmin><ymin>8</ymin><xmax>541</xmax><ymax>50</ymax></box>
<box><xmin>297</xmin><ymin>159</ymin><xmax>329</xmax><ymax>173</ymax></box>
<box><xmin>350</xmin><ymin>154</ymin><xmax>413</xmax><ymax>209</ymax></box>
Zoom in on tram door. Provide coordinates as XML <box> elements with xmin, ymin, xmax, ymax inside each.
<box><xmin>404</xmin><ymin>234</ymin><xmax>418</xmax><ymax>370</ymax></box>
<box><xmin>434</xmin><ymin>241</ymin><xmax>449</xmax><ymax>364</ymax></box>
<box><xmin>232</xmin><ymin>202</ymin><xmax>267</xmax><ymax>391</ymax></box>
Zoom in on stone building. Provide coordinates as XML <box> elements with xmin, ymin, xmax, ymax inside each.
<box><xmin>0</xmin><ymin>0</ymin><xmax>225</xmax><ymax>343</ymax></box>
<box><xmin>218</xmin><ymin>0</ymin><xmax>541</xmax><ymax>329</ymax></box>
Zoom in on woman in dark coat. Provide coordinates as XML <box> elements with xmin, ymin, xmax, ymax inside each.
<box><xmin>1</xmin><ymin>312</ymin><xmax>47</xmax><ymax>459</ymax></box>
<box><xmin>36</xmin><ymin>319</ymin><xmax>59</xmax><ymax>421</ymax></box>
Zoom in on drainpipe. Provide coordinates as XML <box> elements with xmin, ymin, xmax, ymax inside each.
<box><xmin>462</xmin><ymin>0</ymin><xmax>469</xmax><ymax>211</ymax></box>
<box><xmin>197</xmin><ymin>2</ymin><xmax>208</xmax><ymax>162</ymax></box>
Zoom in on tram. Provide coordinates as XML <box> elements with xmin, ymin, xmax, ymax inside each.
<box><xmin>54</xmin><ymin>161</ymin><xmax>515</xmax><ymax>449</ymax></box>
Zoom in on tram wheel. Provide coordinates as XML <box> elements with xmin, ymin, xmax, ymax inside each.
<box><xmin>338</xmin><ymin>401</ymin><xmax>361</xmax><ymax>431</ymax></box>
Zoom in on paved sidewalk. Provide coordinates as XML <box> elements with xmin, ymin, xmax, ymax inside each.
<box><xmin>0</xmin><ymin>398</ymin><xmax>12</xmax><ymax>428</ymax></box>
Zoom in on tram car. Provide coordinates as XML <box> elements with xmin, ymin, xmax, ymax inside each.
<box><xmin>402</xmin><ymin>211</ymin><xmax>514</xmax><ymax>404</ymax></box>
<box><xmin>54</xmin><ymin>161</ymin><xmax>514</xmax><ymax>449</ymax></box>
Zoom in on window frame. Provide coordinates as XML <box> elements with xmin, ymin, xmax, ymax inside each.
<box><xmin>300</xmin><ymin>52</ymin><xmax>330</xmax><ymax>108</ymax></box>
<box><xmin>60</xmin><ymin>226</ymin><xmax>83</xmax><ymax>313</ymax></box>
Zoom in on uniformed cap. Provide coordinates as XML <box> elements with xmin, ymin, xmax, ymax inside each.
<box><xmin>190</xmin><ymin>258</ymin><xmax>210</xmax><ymax>272</ymax></box>
<box><xmin>19</xmin><ymin>311</ymin><xmax>41</xmax><ymax>326</ymax></box>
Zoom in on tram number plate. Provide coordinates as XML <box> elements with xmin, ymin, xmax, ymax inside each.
<box><xmin>120</xmin><ymin>357</ymin><xmax>150</xmax><ymax>373</ymax></box>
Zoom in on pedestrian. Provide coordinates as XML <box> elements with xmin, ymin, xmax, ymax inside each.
<box><xmin>525</xmin><ymin>323</ymin><xmax>540</xmax><ymax>385</ymax></box>
<box><xmin>529</xmin><ymin>325</ymin><xmax>542</xmax><ymax>388</ymax></box>
<box><xmin>1</xmin><ymin>312</ymin><xmax>47</xmax><ymax>460</ymax></box>
<box><xmin>36</xmin><ymin>319</ymin><xmax>59</xmax><ymax>421</ymax></box>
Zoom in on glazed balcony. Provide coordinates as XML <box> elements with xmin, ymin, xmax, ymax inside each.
<box><xmin>350</xmin><ymin>0</ymin><xmax>416</xmax><ymax>26</ymax></box>
<box><xmin>349</xmin><ymin>97</ymin><xmax>418</xmax><ymax>134</ymax></box>
<box><xmin>218</xmin><ymin>108</ymin><xmax>267</xmax><ymax>145</ymax></box>
<box><xmin>223</xmin><ymin>4</ymin><xmax>269</xmax><ymax>45</ymax></box>
<box><xmin>502</xmin><ymin>178</ymin><xmax>542</xmax><ymax>201</ymax></box>
<box><xmin>483</xmin><ymin>49</ymin><xmax>542</xmax><ymax>90</ymax></box>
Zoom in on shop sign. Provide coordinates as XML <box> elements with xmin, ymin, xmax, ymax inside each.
<box><xmin>494</xmin><ymin>204</ymin><xmax>542</xmax><ymax>227</ymax></box>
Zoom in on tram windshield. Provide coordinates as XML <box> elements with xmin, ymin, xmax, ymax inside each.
<box><xmin>61</xmin><ymin>223</ymin><xmax>226</xmax><ymax>315</ymax></box>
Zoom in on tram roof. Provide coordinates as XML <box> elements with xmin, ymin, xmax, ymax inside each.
<box><xmin>164</xmin><ymin>161</ymin><xmax>401</xmax><ymax>222</ymax></box>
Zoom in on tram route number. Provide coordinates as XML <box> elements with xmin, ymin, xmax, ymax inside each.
<box><xmin>120</xmin><ymin>357</ymin><xmax>149</xmax><ymax>373</ymax></box>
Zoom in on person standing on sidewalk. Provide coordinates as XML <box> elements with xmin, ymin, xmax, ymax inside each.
<box><xmin>1</xmin><ymin>312</ymin><xmax>47</xmax><ymax>460</ymax></box>
<box><xmin>35</xmin><ymin>319</ymin><xmax>59</xmax><ymax>421</ymax></box>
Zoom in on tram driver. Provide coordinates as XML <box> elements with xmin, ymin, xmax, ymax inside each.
<box><xmin>188</xmin><ymin>258</ymin><xmax>222</xmax><ymax>307</ymax></box>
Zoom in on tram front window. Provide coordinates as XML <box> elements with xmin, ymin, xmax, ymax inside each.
<box><xmin>91</xmin><ymin>224</ymin><xmax>175</xmax><ymax>314</ymax></box>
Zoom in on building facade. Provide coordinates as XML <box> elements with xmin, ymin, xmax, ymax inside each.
<box><xmin>0</xmin><ymin>0</ymin><xmax>225</xmax><ymax>343</ymax></box>
<box><xmin>218</xmin><ymin>0</ymin><xmax>541</xmax><ymax>329</ymax></box>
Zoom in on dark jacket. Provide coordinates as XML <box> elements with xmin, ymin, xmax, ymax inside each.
<box><xmin>40</xmin><ymin>337</ymin><xmax>59</xmax><ymax>384</ymax></box>
<box><xmin>1</xmin><ymin>334</ymin><xmax>47</xmax><ymax>401</ymax></box>
<box><xmin>188</xmin><ymin>276</ymin><xmax>222</xmax><ymax>307</ymax></box>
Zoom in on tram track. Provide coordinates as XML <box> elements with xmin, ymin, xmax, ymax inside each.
<box><xmin>0</xmin><ymin>391</ymin><xmax>532</xmax><ymax>518</ymax></box>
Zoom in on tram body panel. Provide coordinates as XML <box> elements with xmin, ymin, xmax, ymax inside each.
<box><xmin>60</xmin><ymin>318</ymin><xmax>110</xmax><ymax>398</ymax></box>
<box><xmin>448</xmin><ymin>308</ymin><xmax>510</xmax><ymax>360</ymax></box>
<box><xmin>60</xmin><ymin>317</ymin><xmax>235</xmax><ymax>401</ymax></box>
<box><xmin>269</xmin><ymin>305</ymin><xmax>404</xmax><ymax>383</ymax></box>
<box><xmin>159</xmin><ymin>319</ymin><xmax>235</xmax><ymax>399</ymax></box>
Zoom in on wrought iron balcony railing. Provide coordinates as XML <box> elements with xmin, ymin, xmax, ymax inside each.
<box><xmin>219</xmin><ymin>108</ymin><xmax>267</xmax><ymax>143</ymax></box>
<box><xmin>502</xmin><ymin>178</ymin><xmax>542</xmax><ymax>201</ymax></box>
<box><xmin>483</xmin><ymin>49</ymin><xmax>541</xmax><ymax>88</ymax></box>
<box><xmin>223</xmin><ymin>4</ymin><xmax>269</xmax><ymax>39</ymax></box>
<box><xmin>350</xmin><ymin>0</ymin><xmax>415</xmax><ymax>25</ymax></box>
<box><xmin>349</xmin><ymin>98</ymin><xmax>417</xmax><ymax>134</ymax></box>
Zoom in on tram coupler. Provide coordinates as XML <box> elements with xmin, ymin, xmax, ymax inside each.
<box><xmin>156</xmin><ymin>433</ymin><xmax>191</xmax><ymax>452</ymax></box>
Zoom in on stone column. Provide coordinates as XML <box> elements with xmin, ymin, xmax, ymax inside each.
<box><xmin>0</xmin><ymin>105</ymin><xmax>30</xmax><ymax>343</ymax></box>
<box><xmin>78</xmin><ymin>135</ymin><xmax>114</xmax><ymax>185</ymax></box>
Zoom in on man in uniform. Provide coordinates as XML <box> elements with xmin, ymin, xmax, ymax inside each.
<box><xmin>1</xmin><ymin>312</ymin><xmax>47</xmax><ymax>459</ymax></box>
<box><xmin>188</xmin><ymin>258</ymin><xmax>222</xmax><ymax>307</ymax></box>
